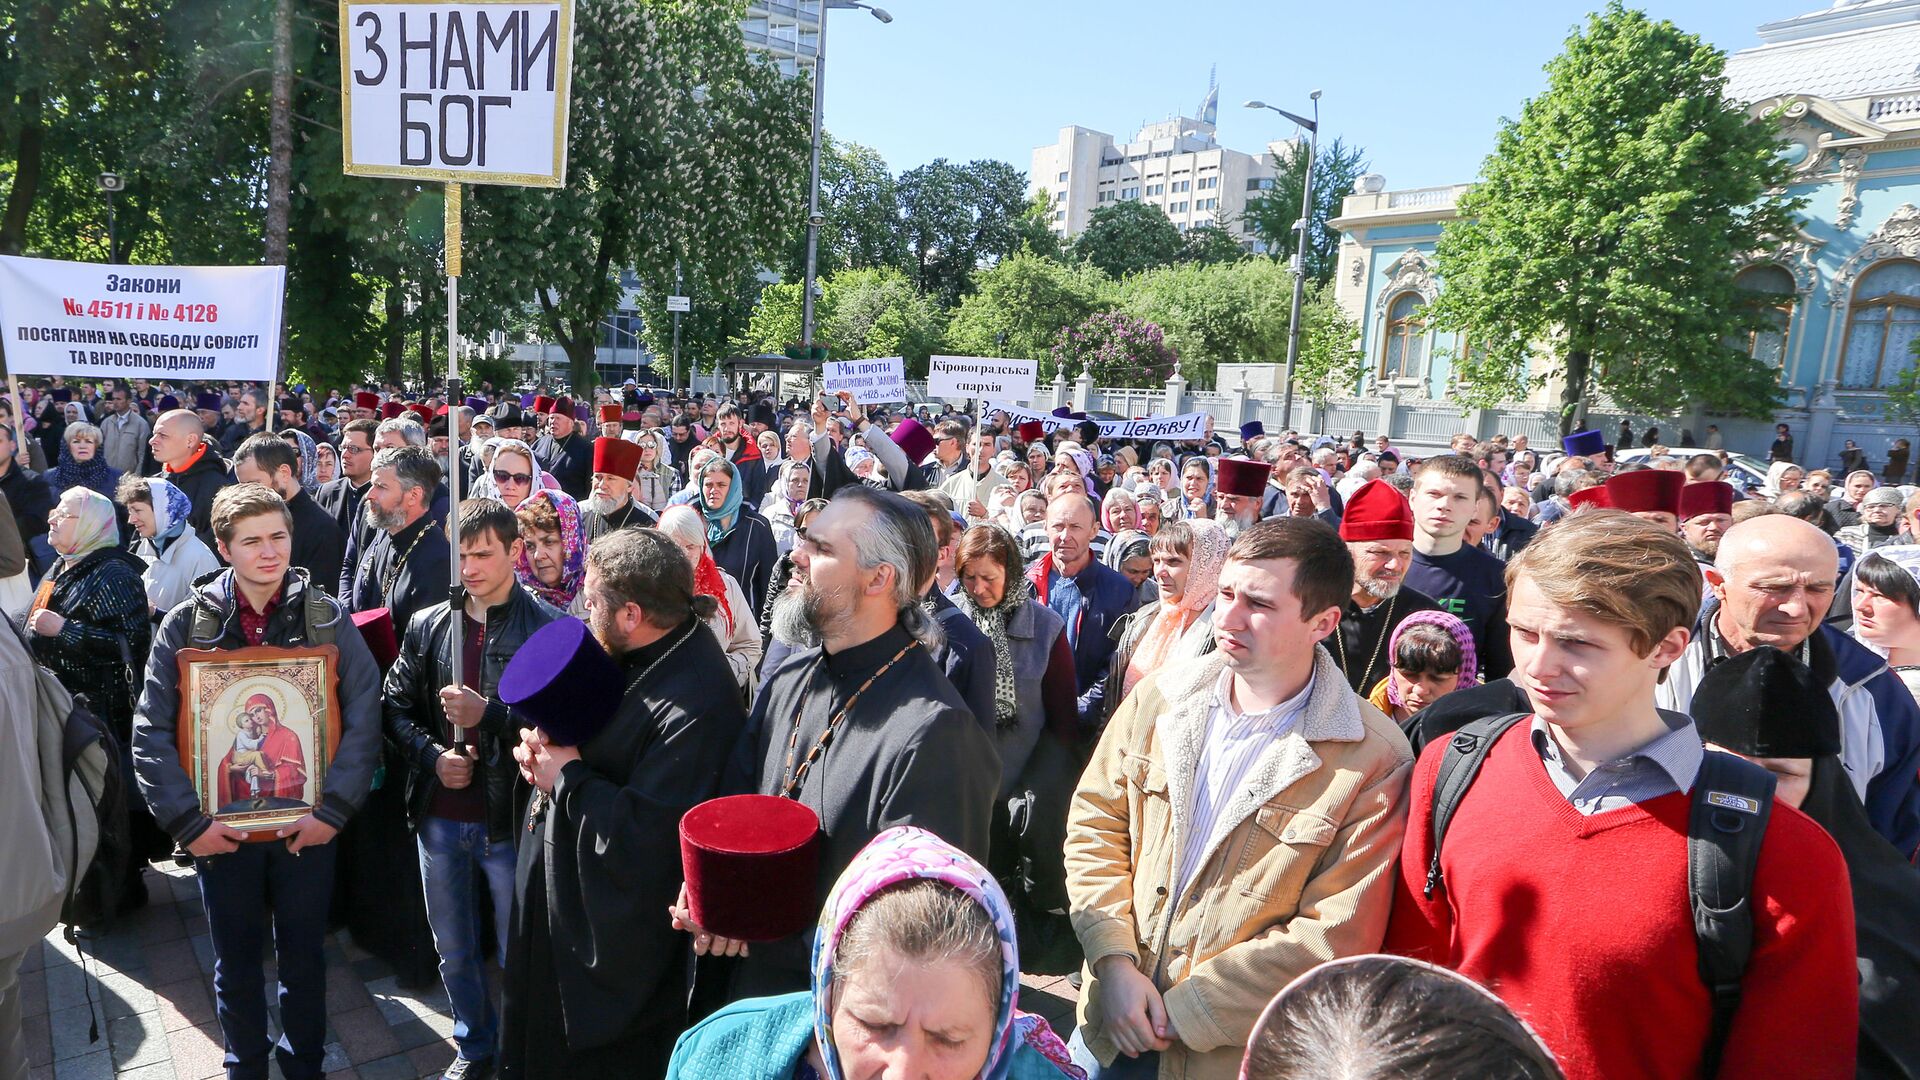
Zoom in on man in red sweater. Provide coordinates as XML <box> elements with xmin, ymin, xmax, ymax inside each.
<box><xmin>1385</xmin><ymin>509</ymin><xmax>1857</xmax><ymax>1080</ymax></box>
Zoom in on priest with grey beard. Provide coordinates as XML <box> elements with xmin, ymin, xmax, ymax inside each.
<box><xmin>578</xmin><ymin>437</ymin><xmax>658</xmax><ymax>543</ymax></box>
<box><xmin>1328</xmin><ymin>479</ymin><xmax>1439</xmax><ymax>693</ymax></box>
<box><xmin>674</xmin><ymin>486</ymin><xmax>999</xmax><ymax>1001</ymax></box>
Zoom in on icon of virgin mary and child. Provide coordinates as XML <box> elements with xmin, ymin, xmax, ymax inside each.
<box><xmin>214</xmin><ymin>688</ymin><xmax>310</xmax><ymax>816</ymax></box>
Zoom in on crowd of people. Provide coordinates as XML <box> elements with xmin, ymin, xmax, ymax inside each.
<box><xmin>0</xmin><ymin>372</ymin><xmax>1913</xmax><ymax>1080</ymax></box>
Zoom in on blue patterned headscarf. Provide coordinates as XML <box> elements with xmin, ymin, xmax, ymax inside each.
<box><xmin>146</xmin><ymin>477</ymin><xmax>195</xmax><ymax>549</ymax></box>
<box><xmin>810</xmin><ymin>827</ymin><xmax>1080</xmax><ymax>1080</ymax></box>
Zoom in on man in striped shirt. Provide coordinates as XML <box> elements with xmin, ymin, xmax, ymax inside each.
<box><xmin>1063</xmin><ymin>518</ymin><xmax>1416</xmax><ymax>1079</ymax></box>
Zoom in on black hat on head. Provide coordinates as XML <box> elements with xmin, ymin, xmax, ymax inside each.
<box><xmin>488</xmin><ymin>401</ymin><xmax>525</xmax><ymax>427</ymax></box>
<box><xmin>1693</xmin><ymin>646</ymin><xmax>1843</xmax><ymax>759</ymax></box>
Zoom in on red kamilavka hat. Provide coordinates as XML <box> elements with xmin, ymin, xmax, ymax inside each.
<box><xmin>1568</xmin><ymin>485</ymin><xmax>1612</xmax><ymax>510</ymax></box>
<box><xmin>679</xmin><ymin>794</ymin><xmax>822</xmax><ymax>942</ymax></box>
<box><xmin>593</xmin><ymin>436</ymin><xmax>643</xmax><ymax>478</ymax></box>
<box><xmin>1603</xmin><ymin>469</ymin><xmax>1684</xmax><ymax>516</ymax></box>
<box><xmin>1339</xmin><ymin>479</ymin><xmax>1415</xmax><ymax>542</ymax></box>
<box><xmin>1678</xmin><ymin>480</ymin><xmax>1735</xmax><ymax>521</ymax></box>
<box><xmin>599</xmin><ymin>403</ymin><xmax>623</xmax><ymax>423</ymax></box>
<box><xmin>1214</xmin><ymin>457</ymin><xmax>1272</xmax><ymax>499</ymax></box>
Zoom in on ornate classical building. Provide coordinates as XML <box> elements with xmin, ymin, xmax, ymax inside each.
<box><xmin>1329</xmin><ymin>0</ymin><xmax>1920</xmax><ymax>464</ymax></box>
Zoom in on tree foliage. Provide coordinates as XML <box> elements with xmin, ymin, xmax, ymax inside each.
<box><xmin>774</xmin><ymin>135</ymin><xmax>905</xmax><ymax>281</ymax></box>
<box><xmin>945</xmin><ymin>250</ymin><xmax>1111</xmax><ymax>368</ymax></box>
<box><xmin>1294</xmin><ymin>281</ymin><xmax>1367</xmax><ymax>404</ymax></box>
<box><xmin>1237</xmin><ymin>137</ymin><xmax>1368</xmax><ymax>283</ymax></box>
<box><xmin>1071</xmin><ymin>200</ymin><xmax>1182</xmax><ymax>279</ymax></box>
<box><xmin>1425</xmin><ymin>2</ymin><xmax>1800</xmax><ymax>432</ymax></box>
<box><xmin>896</xmin><ymin>157</ymin><xmax>1028</xmax><ymax>306</ymax></box>
<box><xmin>460</xmin><ymin>0</ymin><xmax>810</xmax><ymax>391</ymax></box>
<box><xmin>1117</xmin><ymin>258</ymin><xmax>1295</xmax><ymax>388</ymax></box>
<box><xmin>737</xmin><ymin>266</ymin><xmax>946</xmax><ymax>374</ymax></box>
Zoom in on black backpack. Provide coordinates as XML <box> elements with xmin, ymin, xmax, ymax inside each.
<box><xmin>1425</xmin><ymin>713</ymin><xmax>1776</xmax><ymax>1078</ymax></box>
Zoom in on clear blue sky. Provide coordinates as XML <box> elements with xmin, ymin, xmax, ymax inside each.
<box><xmin>819</xmin><ymin>0</ymin><xmax>1819</xmax><ymax>190</ymax></box>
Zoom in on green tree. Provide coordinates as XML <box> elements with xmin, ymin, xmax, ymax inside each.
<box><xmin>775</xmin><ymin>135</ymin><xmax>905</xmax><ymax>280</ymax></box>
<box><xmin>1294</xmin><ymin>281</ymin><xmax>1367</xmax><ymax>404</ymax></box>
<box><xmin>1070</xmin><ymin>200</ymin><xmax>1182</xmax><ymax>279</ymax></box>
<box><xmin>1180</xmin><ymin>223</ymin><xmax>1247</xmax><ymax>266</ymax></box>
<box><xmin>462</xmin><ymin>0</ymin><xmax>811</xmax><ymax>391</ymax></box>
<box><xmin>735</xmin><ymin>266</ymin><xmax>947</xmax><ymax>375</ymax></box>
<box><xmin>1425</xmin><ymin>3</ymin><xmax>1800</xmax><ymax>433</ymax></box>
<box><xmin>1011</xmin><ymin>190</ymin><xmax>1065</xmax><ymax>261</ymax></box>
<box><xmin>896</xmin><ymin>157</ymin><xmax>1028</xmax><ymax>305</ymax></box>
<box><xmin>945</xmin><ymin>250</ymin><xmax>1111</xmax><ymax>369</ymax></box>
<box><xmin>1118</xmin><ymin>258</ymin><xmax>1294</xmax><ymax>387</ymax></box>
<box><xmin>1236</xmin><ymin>137</ymin><xmax>1368</xmax><ymax>284</ymax></box>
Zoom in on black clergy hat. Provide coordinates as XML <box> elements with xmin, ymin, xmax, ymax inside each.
<box><xmin>1692</xmin><ymin>646</ymin><xmax>1842</xmax><ymax>760</ymax></box>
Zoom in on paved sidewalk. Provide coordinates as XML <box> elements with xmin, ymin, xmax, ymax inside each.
<box><xmin>20</xmin><ymin>861</ymin><xmax>1081</xmax><ymax>1079</ymax></box>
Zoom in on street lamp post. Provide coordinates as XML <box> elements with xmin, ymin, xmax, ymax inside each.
<box><xmin>1246</xmin><ymin>93</ymin><xmax>1321</xmax><ymax>432</ymax></box>
<box><xmin>801</xmin><ymin>1</ymin><xmax>891</xmax><ymax>353</ymax></box>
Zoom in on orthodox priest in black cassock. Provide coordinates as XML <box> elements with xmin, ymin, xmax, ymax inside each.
<box><xmin>723</xmin><ymin>620</ymin><xmax>998</xmax><ymax>1000</ymax></box>
<box><xmin>499</xmin><ymin>610</ymin><xmax>747</xmax><ymax>1080</ymax></box>
<box><xmin>1330</xmin><ymin>584</ymin><xmax>1440</xmax><ymax>695</ymax></box>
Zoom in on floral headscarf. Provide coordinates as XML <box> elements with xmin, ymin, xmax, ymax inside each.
<box><xmin>811</xmin><ymin>828</ymin><xmax>1081</xmax><ymax>1080</ymax></box>
<box><xmin>53</xmin><ymin>488</ymin><xmax>121</xmax><ymax>562</ymax></box>
<box><xmin>952</xmin><ymin>571</ymin><xmax>1031</xmax><ymax>728</ymax></box>
<box><xmin>1385</xmin><ymin>610</ymin><xmax>1480</xmax><ymax>708</ymax></box>
<box><xmin>146</xmin><ymin>477</ymin><xmax>194</xmax><ymax>550</ymax></box>
<box><xmin>513</xmin><ymin>489</ymin><xmax>586</xmax><ymax>609</ymax></box>
<box><xmin>1123</xmin><ymin>518</ymin><xmax>1229</xmax><ymax>696</ymax></box>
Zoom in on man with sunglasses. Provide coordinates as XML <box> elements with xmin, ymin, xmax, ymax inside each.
<box><xmin>316</xmin><ymin>419</ymin><xmax>379</xmax><ymax>557</ymax></box>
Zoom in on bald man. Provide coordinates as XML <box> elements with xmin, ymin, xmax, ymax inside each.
<box><xmin>149</xmin><ymin>408</ymin><xmax>232</xmax><ymax>552</ymax></box>
<box><xmin>1656</xmin><ymin>514</ymin><xmax>1920</xmax><ymax>856</ymax></box>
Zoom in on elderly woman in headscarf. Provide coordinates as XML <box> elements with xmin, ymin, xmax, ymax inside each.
<box><xmin>665</xmin><ymin>827</ymin><xmax>1082</xmax><ymax>1080</ymax></box>
<box><xmin>279</xmin><ymin>426</ymin><xmax>321</xmax><ymax>491</ymax></box>
<box><xmin>657</xmin><ymin>504</ymin><xmax>761</xmax><ymax>697</ymax></box>
<box><xmin>1106</xmin><ymin>519</ymin><xmax>1229</xmax><ymax>722</ymax></box>
<box><xmin>951</xmin><ymin>524</ymin><xmax>1079</xmax><ymax>801</ymax></box>
<box><xmin>668</xmin><ymin>446</ymin><xmax>724</xmax><ymax>507</ymax></box>
<box><xmin>1099</xmin><ymin>488</ymin><xmax>1140</xmax><ymax>537</ymax></box>
<box><xmin>1765</xmin><ymin>460</ymin><xmax>1805</xmax><ymax>500</ymax></box>
<box><xmin>116</xmin><ymin>475</ymin><xmax>218</xmax><ymax>621</ymax></box>
<box><xmin>1103</xmin><ymin>530</ymin><xmax>1156</xmax><ymax>609</ymax></box>
<box><xmin>696</xmin><ymin>455</ymin><xmax>778</xmax><ymax>617</ymax></box>
<box><xmin>27</xmin><ymin>486</ymin><xmax>161</xmax><ymax>911</ymax></box>
<box><xmin>513</xmin><ymin>488</ymin><xmax>588</xmax><ymax>615</ymax></box>
<box><xmin>761</xmin><ymin>459</ymin><xmax>815</xmax><ymax>555</ymax></box>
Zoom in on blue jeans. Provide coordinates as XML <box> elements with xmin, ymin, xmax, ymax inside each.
<box><xmin>1067</xmin><ymin>1028</ymin><xmax>1161</xmax><ymax>1078</ymax></box>
<box><xmin>417</xmin><ymin>817</ymin><xmax>515</xmax><ymax>1062</ymax></box>
<box><xmin>197</xmin><ymin>841</ymin><xmax>336</xmax><ymax>1080</ymax></box>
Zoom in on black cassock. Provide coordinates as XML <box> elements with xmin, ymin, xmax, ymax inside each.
<box><xmin>1331</xmin><ymin>586</ymin><xmax>1441</xmax><ymax>695</ymax></box>
<box><xmin>1798</xmin><ymin>756</ymin><xmax>1920</xmax><ymax>1077</ymax></box>
<box><xmin>533</xmin><ymin>432</ymin><xmax>594</xmax><ymax>501</ymax></box>
<box><xmin>499</xmin><ymin>616</ymin><xmax>747</xmax><ymax>1080</ymax></box>
<box><xmin>723</xmin><ymin>624</ymin><xmax>999</xmax><ymax>1000</ymax></box>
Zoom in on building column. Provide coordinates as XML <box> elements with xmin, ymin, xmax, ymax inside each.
<box><xmin>1376</xmin><ymin>380</ymin><xmax>1399</xmax><ymax>445</ymax></box>
<box><xmin>1230</xmin><ymin>372</ymin><xmax>1252</xmax><ymax>436</ymax></box>
<box><xmin>1165</xmin><ymin>370</ymin><xmax>1188</xmax><ymax>416</ymax></box>
<box><xmin>1073</xmin><ymin>365</ymin><xmax>1093</xmax><ymax>413</ymax></box>
<box><xmin>1049</xmin><ymin>367</ymin><xmax>1069</xmax><ymax>412</ymax></box>
<box><xmin>1806</xmin><ymin>380</ymin><xmax>1842</xmax><ymax>471</ymax></box>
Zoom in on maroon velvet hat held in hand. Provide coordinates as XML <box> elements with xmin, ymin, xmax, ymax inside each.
<box><xmin>680</xmin><ymin>794</ymin><xmax>822</xmax><ymax>942</ymax></box>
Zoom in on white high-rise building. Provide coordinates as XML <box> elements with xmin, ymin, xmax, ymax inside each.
<box><xmin>741</xmin><ymin>0</ymin><xmax>821</xmax><ymax>78</ymax></box>
<box><xmin>1031</xmin><ymin>111</ymin><xmax>1296</xmax><ymax>249</ymax></box>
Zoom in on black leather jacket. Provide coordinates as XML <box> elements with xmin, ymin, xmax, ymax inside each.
<box><xmin>382</xmin><ymin>582</ymin><xmax>564</xmax><ymax>840</ymax></box>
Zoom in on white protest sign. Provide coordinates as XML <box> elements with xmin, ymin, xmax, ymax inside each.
<box><xmin>822</xmin><ymin>356</ymin><xmax>907</xmax><ymax>404</ymax></box>
<box><xmin>990</xmin><ymin>402</ymin><xmax>1212</xmax><ymax>442</ymax></box>
<box><xmin>927</xmin><ymin>355</ymin><xmax>1037</xmax><ymax>403</ymax></box>
<box><xmin>0</xmin><ymin>256</ymin><xmax>287</xmax><ymax>382</ymax></box>
<box><xmin>341</xmin><ymin>1</ymin><xmax>575</xmax><ymax>187</ymax></box>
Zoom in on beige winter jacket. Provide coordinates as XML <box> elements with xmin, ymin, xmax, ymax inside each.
<box><xmin>1064</xmin><ymin>645</ymin><xmax>1414</xmax><ymax>1079</ymax></box>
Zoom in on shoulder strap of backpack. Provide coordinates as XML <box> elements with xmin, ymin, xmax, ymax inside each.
<box><xmin>303</xmin><ymin>580</ymin><xmax>338</xmax><ymax>647</ymax></box>
<box><xmin>1688</xmin><ymin>749</ymin><xmax>1775</xmax><ymax>1079</ymax></box>
<box><xmin>1424</xmin><ymin>711</ymin><xmax>1530</xmax><ymax>899</ymax></box>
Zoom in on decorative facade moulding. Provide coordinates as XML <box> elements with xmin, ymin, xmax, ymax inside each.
<box><xmin>1739</xmin><ymin>227</ymin><xmax>1826</xmax><ymax>296</ymax></box>
<box><xmin>1372</xmin><ymin>248</ymin><xmax>1439</xmax><ymax>315</ymax></box>
<box><xmin>1825</xmin><ymin>203</ymin><xmax>1920</xmax><ymax>304</ymax></box>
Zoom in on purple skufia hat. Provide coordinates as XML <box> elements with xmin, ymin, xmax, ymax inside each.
<box><xmin>194</xmin><ymin>391</ymin><xmax>222</xmax><ymax>412</ymax></box>
<box><xmin>574</xmin><ymin>401</ymin><xmax>594</xmax><ymax>422</ymax></box>
<box><xmin>888</xmin><ymin>417</ymin><xmax>937</xmax><ymax>463</ymax></box>
<box><xmin>158</xmin><ymin>394</ymin><xmax>179</xmax><ymax>411</ymax></box>
<box><xmin>498</xmin><ymin>618</ymin><xmax>623</xmax><ymax>747</ymax></box>
<box><xmin>464</xmin><ymin>395</ymin><xmax>488</xmax><ymax>413</ymax></box>
<box><xmin>520</xmin><ymin>391</ymin><xmax>538</xmax><ymax>409</ymax></box>
<box><xmin>1051</xmin><ymin>406</ymin><xmax>1073</xmax><ymax>418</ymax></box>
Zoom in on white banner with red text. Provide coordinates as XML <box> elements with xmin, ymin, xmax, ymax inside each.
<box><xmin>0</xmin><ymin>255</ymin><xmax>287</xmax><ymax>382</ymax></box>
<box><xmin>989</xmin><ymin>402</ymin><xmax>1211</xmax><ymax>442</ymax></box>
